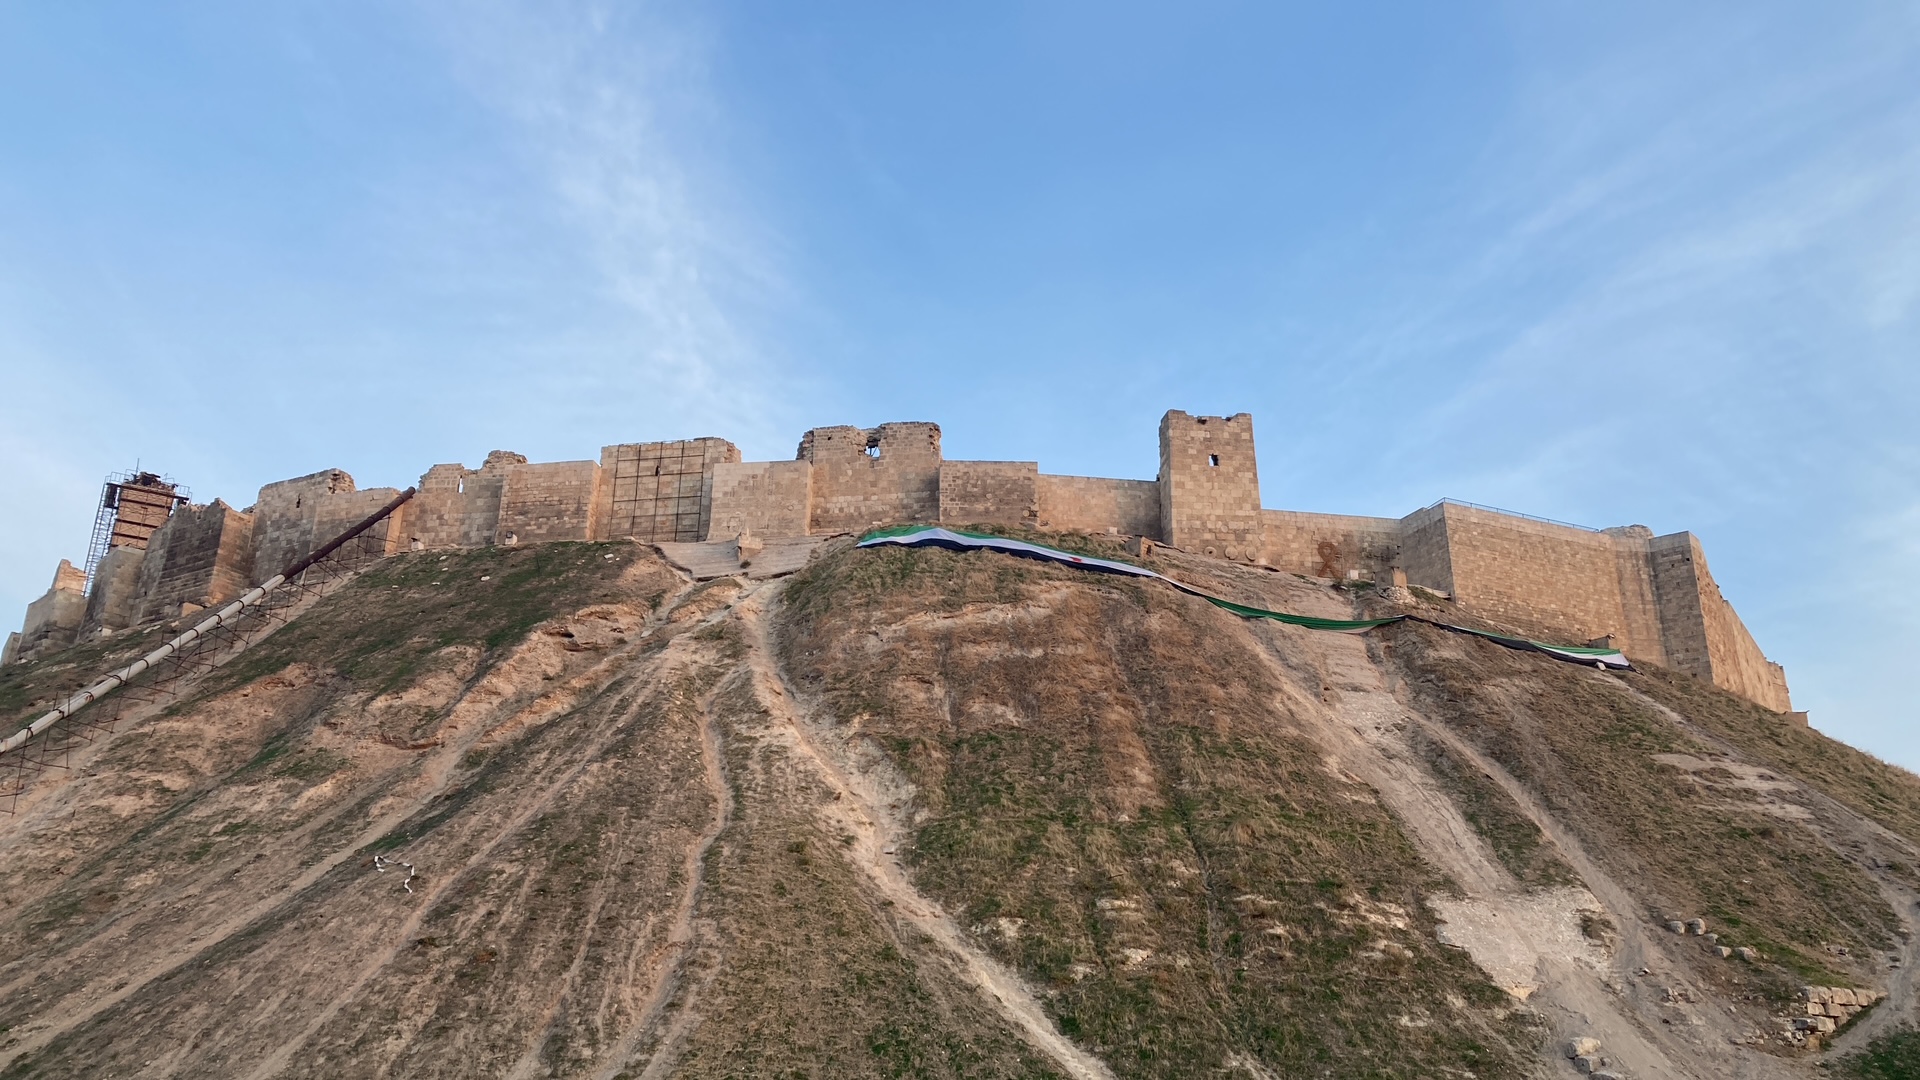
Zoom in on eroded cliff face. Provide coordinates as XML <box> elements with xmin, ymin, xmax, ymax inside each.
<box><xmin>0</xmin><ymin>538</ymin><xmax>1913</xmax><ymax>1079</ymax></box>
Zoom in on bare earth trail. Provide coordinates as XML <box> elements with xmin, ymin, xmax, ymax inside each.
<box><xmin>585</xmin><ymin>656</ymin><xmax>734</xmax><ymax>1080</ymax></box>
<box><xmin>725</xmin><ymin>582</ymin><xmax>1117</xmax><ymax>1080</ymax></box>
<box><xmin>1230</xmin><ymin>604</ymin><xmax>1802</xmax><ymax>1080</ymax></box>
<box><xmin>1</xmin><ymin>573</ymin><xmax>708</xmax><ymax>1077</ymax></box>
<box><xmin>240</xmin><ymin>595</ymin><xmax>733</xmax><ymax>1080</ymax></box>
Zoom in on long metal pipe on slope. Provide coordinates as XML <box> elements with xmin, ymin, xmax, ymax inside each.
<box><xmin>0</xmin><ymin>487</ymin><xmax>416</xmax><ymax>758</ymax></box>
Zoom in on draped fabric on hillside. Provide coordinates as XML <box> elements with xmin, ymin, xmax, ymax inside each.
<box><xmin>855</xmin><ymin>526</ymin><xmax>1633</xmax><ymax>670</ymax></box>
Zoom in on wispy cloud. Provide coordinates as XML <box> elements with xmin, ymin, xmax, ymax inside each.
<box><xmin>413</xmin><ymin>0</ymin><xmax>803</xmax><ymax>454</ymax></box>
<box><xmin>1353</xmin><ymin>5</ymin><xmax>1920</xmax><ymax>762</ymax></box>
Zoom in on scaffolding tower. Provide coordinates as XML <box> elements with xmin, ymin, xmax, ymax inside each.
<box><xmin>81</xmin><ymin>471</ymin><xmax>190</xmax><ymax>592</ymax></box>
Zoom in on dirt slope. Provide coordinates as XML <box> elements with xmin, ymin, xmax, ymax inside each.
<box><xmin>0</xmin><ymin>536</ymin><xmax>1914</xmax><ymax>1078</ymax></box>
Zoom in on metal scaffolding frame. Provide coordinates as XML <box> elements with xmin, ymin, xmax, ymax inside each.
<box><xmin>81</xmin><ymin>470</ymin><xmax>191</xmax><ymax>592</ymax></box>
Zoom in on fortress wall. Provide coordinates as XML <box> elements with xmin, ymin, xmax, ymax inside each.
<box><xmin>1431</xmin><ymin>504</ymin><xmax>1647</xmax><ymax>654</ymax></box>
<box><xmin>133</xmin><ymin>501</ymin><xmax>255</xmax><ymax>622</ymax></box>
<box><xmin>600</xmin><ymin>438</ymin><xmax>740</xmax><ymax>543</ymax></box>
<box><xmin>938</xmin><ymin>461</ymin><xmax>1038</xmax><ymax>528</ymax></box>
<box><xmin>1650</xmin><ymin>533</ymin><xmax>1714</xmax><ymax>680</ymax></box>
<box><xmin>6</xmin><ymin>406</ymin><xmax>1796</xmax><ymax>717</ymax></box>
<box><xmin>707</xmin><ymin>461</ymin><xmax>812</xmax><ymax>539</ymax></box>
<box><xmin>405</xmin><ymin>452</ymin><xmax>525</xmax><ymax>551</ymax></box>
<box><xmin>1159</xmin><ymin>412</ymin><xmax>1262</xmax><ymax>559</ymax></box>
<box><xmin>251</xmin><ymin>470</ymin><xmax>357</xmax><ymax>583</ymax></box>
<box><xmin>1259</xmin><ymin>510</ymin><xmax>1403</xmax><ymax>580</ymax></box>
<box><xmin>496</xmin><ymin>460</ymin><xmax>602</xmax><ymax>545</ymax></box>
<box><xmin>1035</xmin><ymin>475</ymin><xmax>1161</xmax><ymax>538</ymax></box>
<box><xmin>15</xmin><ymin>561</ymin><xmax>88</xmax><ymax>662</ymax></box>
<box><xmin>308</xmin><ymin>487</ymin><xmax>408</xmax><ymax>560</ymax></box>
<box><xmin>801</xmin><ymin>423</ymin><xmax>942</xmax><ymax>534</ymax></box>
<box><xmin>1701</xmin><ymin>582</ymin><xmax>1793</xmax><ymax>711</ymax></box>
<box><xmin>1650</xmin><ymin>532</ymin><xmax>1791</xmax><ymax>710</ymax></box>
<box><xmin>1398</xmin><ymin>505</ymin><xmax>1456</xmax><ymax>596</ymax></box>
<box><xmin>82</xmin><ymin>546</ymin><xmax>146</xmax><ymax>633</ymax></box>
<box><xmin>1605</xmin><ymin>527</ymin><xmax>1670</xmax><ymax>667</ymax></box>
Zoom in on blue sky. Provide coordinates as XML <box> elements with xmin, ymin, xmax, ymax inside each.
<box><xmin>2</xmin><ymin>2</ymin><xmax>1915</xmax><ymax>766</ymax></box>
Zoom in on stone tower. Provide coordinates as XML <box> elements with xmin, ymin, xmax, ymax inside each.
<box><xmin>1158</xmin><ymin>410</ymin><xmax>1263</xmax><ymax>560</ymax></box>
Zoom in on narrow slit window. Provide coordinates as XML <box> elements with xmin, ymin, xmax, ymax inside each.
<box><xmin>1208</xmin><ymin>454</ymin><xmax>1220</xmax><ymax>467</ymax></box>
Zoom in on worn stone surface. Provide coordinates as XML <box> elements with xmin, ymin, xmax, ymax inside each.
<box><xmin>938</xmin><ymin>461</ymin><xmax>1038</xmax><ymax>528</ymax></box>
<box><xmin>708</xmin><ymin>460</ymin><xmax>813</xmax><ymax>540</ymax></box>
<box><xmin>81</xmin><ymin>546</ymin><xmax>145</xmax><ymax>634</ymax></box>
<box><xmin>1260</xmin><ymin>509</ymin><xmax>1401</xmax><ymax>580</ymax></box>
<box><xmin>496</xmin><ymin>460</ymin><xmax>602</xmax><ymax>545</ymax></box>
<box><xmin>1036</xmin><ymin>474</ymin><xmax>1160</xmax><ymax>537</ymax></box>
<box><xmin>14</xmin><ymin>560</ymin><xmax>88</xmax><ymax>662</ymax></box>
<box><xmin>131</xmin><ymin>501</ymin><xmax>255</xmax><ymax>623</ymax></box>
<box><xmin>600</xmin><ymin>438</ymin><xmax>739</xmax><ymax>543</ymax></box>
<box><xmin>799</xmin><ymin>422</ymin><xmax>941</xmax><ymax>533</ymax></box>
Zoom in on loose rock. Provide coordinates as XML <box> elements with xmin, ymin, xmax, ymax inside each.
<box><xmin>1565</xmin><ymin>1036</ymin><xmax>1601</xmax><ymax>1058</ymax></box>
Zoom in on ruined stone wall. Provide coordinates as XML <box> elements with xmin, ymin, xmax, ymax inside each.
<box><xmin>82</xmin><ymin>546</ymin><xmax>146</xmax><ymax>633</ymax></box>
<box><xmin>15</xmin><ymin>561</ymin><xmax>88</xmax><ymax>661</ymax></box>
<box><xmin>252</xmin><ymin>469</ymin><xmax>405</xmax><ymax>577</ymax></box>
<box><xmin>496</xmin><ymin>461</ymin><xmax>603</xmax><ymax>545</ymax></box>
<box><xmin>939</xmin><ymin>462</ymin><xmax>1038</xmax><ymax>528</ymax></box>
<box><xmin>132</xmin><ymin>501</ymin><xmax>255</xmax><ymax>622</ymax></box>
<box><xmin>1035</xmin><ymin>476</ymin><xmax>1160</xmax><ymax>537</ymax></box>
<box><xmin>251</xmin><ymin>470</ymin><xmax>356</xmax><ymax>580</ymax></box>
<box><xmin>403</xmin><ymin>452</ymin><xmax>525</xmax><ymax>551</ymax></box>
<box><xmin>1259</xmin><ymin>510</ymin><xmax>1403</xmax><ymax>580</ymax></box>
<box><xmin>801</xmin><ymin>423</ymin><xmax>942</xmax><ymax>534</ymax></box>
<box><xmin>707</xmin><ymin>461</ymin><xmax>812</xmax><ymax>540</ymax></box>
<box><xmin>600</xmin><ymin>438</ymin><xmax>740</xmax><ymax>543</ymax></box>
<box><xmin>1159</xmin><ymin>412</ymin><xmax>1262</xmax><ymax>559</ymax></box>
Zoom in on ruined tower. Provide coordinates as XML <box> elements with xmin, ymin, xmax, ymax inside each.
<box><xmin>1158</xmin><ymin>411</ymin><xmax>1263</xmax><ymax>560</ymax></box>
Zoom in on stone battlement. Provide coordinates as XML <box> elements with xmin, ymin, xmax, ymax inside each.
<box><xmin>3</xmin><ymin>411</ymin><xmax>1791</xmax><ymax>713</ymax></box>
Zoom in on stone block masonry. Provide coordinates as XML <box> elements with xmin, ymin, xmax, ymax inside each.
<box><xmin>601</xmin><ymin>438</ymin><xmax>740</xmax><ymax>543</ymax></box>
<box><xmin>81</xmin><ymin>547</ymin><xmax>145</xmax><ymax>634</ymax></box>
<box><xmin>1036</xmin><ymin>475</ymin><xmax>1160</xmax><ymax>537</ymax></box>
<box><xmin>1160</xmin><ymin>411</ymin><xmax>1262</xmax><ymax>559</ymax></box>
<box><xmin>131</xmin><ymin>501</ymin><xmax>256</xmax><ymax>623</ymax></box>
<box><xmin>6</xmin><ymin>409</ymin><xmax>1797</xmax><ymax>717</ymax></box>
<box><xmin>12</xmin><ymin>561</ymin><xmax>88</xmax><ymax>663</ymax></box>
<box><xmin>496</xmin><ymin>460</ymin><xmax>604</xmax><ymax>545</ymax></box>
<box><xmin>708</xmin><ymin>460</ymin><xmax>813</xmax><ymax>539</ymax></box>
<box><xmin>939</xmin><ymin>462</ymin><xmax>1039</xmax><ymax>528</ymax></box>
<box><xmin>801</xmin><ymin>423</ymin><xmax>942</xmax><ymax>534</ymax></box>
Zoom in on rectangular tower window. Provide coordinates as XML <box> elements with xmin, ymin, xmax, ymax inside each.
<box><xmin>1208</xmin><ymin>454</ymin><xmax>1219</xmax><ymax>467</ymax></box>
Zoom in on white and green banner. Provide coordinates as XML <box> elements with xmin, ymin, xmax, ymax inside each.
<box><xmin>856</xmin><ymin>526</ymin><xmax>1632</xmax><ymax>670</ymax></box>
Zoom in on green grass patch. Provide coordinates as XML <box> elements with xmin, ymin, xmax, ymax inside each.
<box><xmin>1831</xmin><ymin>1027</ymin><xmax>1920</xmax><ymax>1079</ymax></box>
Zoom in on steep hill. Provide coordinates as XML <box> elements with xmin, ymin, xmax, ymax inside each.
<box><xmin>0</xmin><ymin>537</ymin><xmax>1914</xmax><ymax>1079</ymax></box>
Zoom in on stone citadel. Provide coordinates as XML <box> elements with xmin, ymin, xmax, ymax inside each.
<box><xmin>4</xmin><ymin>410</ymin><xmax>1792</xmax><ymax>714</ymax></box>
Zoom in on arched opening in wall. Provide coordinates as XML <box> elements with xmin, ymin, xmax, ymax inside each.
<box><xmin>295</xmin><ymin>497</ymin><xmax>302</xmax><ymax>509</ymax></box>
<box><xmin>1208</xmin><ymin>455</ymin><xmax>1219</xmax><ymax>467</ymax></box>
